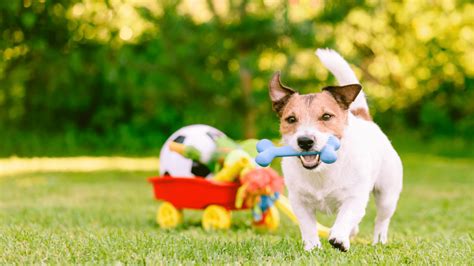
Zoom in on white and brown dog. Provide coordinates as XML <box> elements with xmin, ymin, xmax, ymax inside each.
<box><xmin>269</xmin><ymin>49</ymin><xmax>403</xmax><ymax>252</ymax></box>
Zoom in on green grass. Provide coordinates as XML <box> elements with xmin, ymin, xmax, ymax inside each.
<box><xmin>1</xmin><ymin>153</ymin><xmax>473</xmax><ymax>264</ymax></box>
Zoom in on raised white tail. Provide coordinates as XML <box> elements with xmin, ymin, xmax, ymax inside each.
<box><xmin>315</xmin><ymin>48</ymin><xmax>369</xmax><ymax>112</ymax></box>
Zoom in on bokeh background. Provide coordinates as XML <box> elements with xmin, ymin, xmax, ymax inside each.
<box><xmin>1</xmin><ymin>1</ymin><xmax>473</xmax><ymax>264</ymax></box>
<box><xmin>1</xmin><ymin>0</ymin><xmax>473</xmax><ymax>157</ymax></box>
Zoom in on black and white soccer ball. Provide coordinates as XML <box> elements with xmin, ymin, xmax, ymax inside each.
<box><xmin>159</xmin><ymin>124</ymin><xmax>225</xmax><ymax>178</ymax></box>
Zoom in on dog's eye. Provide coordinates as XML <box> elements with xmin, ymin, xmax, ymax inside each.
<box><xmin>321</xmin><ymin>113</ymin><xmax>333</xmax><ymax>121</ymax></box>
<box><xmin>285</xmin><ymin>116</ymin><xmax>297</xmax><ymax>124</ymax></box>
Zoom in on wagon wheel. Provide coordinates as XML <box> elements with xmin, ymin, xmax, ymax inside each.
<box><xmin>253</xmin><ymin>206</ymin><xmax>280</xmax><ymax>231</ymax></box>
<box><xmin>156</xmin><ymin>202</ymin><xmax>183</xmax><ymax>229</ymax></box>
<box><xmin>202</xmin><ymin>205</ymin><xmax>231</xmax><ymax>231</ymax></box>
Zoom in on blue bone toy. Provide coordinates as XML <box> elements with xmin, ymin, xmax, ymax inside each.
<box><xmin>255</xmin><ymin>136</ymin><xmax>341</xmax><ymax>167</ymax></box>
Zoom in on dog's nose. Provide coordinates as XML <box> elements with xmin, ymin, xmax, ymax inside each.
<box><xmin>297</xmin><ymin>136</ymin><xmax>314</xmax><ymax>150</ymax></box>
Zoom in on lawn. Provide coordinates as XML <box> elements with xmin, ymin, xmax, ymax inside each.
<box><xmin>0</xmin><ymin>153</ymin><xmax>473</xmax><ymax>264</ymax></box>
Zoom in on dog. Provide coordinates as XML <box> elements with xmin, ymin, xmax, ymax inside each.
<box><xmin>268</xmin><ymin>49</ymin><xmax>403</xmax><ymax>252</ymax></box>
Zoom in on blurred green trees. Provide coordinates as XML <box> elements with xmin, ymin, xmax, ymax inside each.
<box><xmin>0</xmin><ymin>0</ymin><xmax>472</xmax><ymax>156</ymax></box>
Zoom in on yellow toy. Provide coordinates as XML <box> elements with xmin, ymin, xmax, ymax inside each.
<box><xmin>213</xmin><ymin>157</ymin><xmax>252</xmax><ymax>182</ymax></box>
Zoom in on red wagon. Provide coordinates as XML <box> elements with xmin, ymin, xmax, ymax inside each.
<box><xmin>149</xmin><ymin>176</ymin><xmax>279</xmax><ymax>230</ymax></box>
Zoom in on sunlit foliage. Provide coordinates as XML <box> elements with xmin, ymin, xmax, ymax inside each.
<box><xmin>0</xmin><ymin>0</ymin><xmax>472</xmax><ymax>156</ymax></box>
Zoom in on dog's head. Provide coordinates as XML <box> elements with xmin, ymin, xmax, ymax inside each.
<box><xmin>269</xmin><ymin>71</ymin><xmax>361</xmax><ymax>170</ymax></box>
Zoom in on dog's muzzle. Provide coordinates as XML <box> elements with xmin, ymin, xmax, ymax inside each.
<box><xmin>296</xmin><ymin>136</ymin><xmax>321</xmax><ymax>169</ymax></box>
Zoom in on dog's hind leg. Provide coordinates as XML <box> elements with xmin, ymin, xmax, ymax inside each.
<box><xmin>373</xmin><ymin>172</ymin><xmax>402</xmax><ymax>244</ymax></box>
<box><xmin>373</xmin><ymin>190</ymin><xmax>399</xmax><ymax>244</ymax></box>
<box><xmin>373</xmin><ymin>150</ymin><xmax>402</xmax><ymax>244</ymax></box>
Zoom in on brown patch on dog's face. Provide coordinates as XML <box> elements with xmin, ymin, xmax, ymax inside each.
<box><xmin>279</xmin><ymin>92</ymin><xmax>348</xmax><ymax>139</ymax></box>
<box><xmin>268</xmin><ymin>72</ymin><xmax>363</xmax><ymax>170</ymax></box>
<box><xmin>268</xmin><ymin>71</ymin><xmax>362</xmax><ymax>140</ymax></box>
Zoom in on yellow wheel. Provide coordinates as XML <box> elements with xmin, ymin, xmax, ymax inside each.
<box><xmin>156</xmin><ymin>202</ymin><xmax>183</xmax><ymax>229</ymax></box>
<box><xmin>202</xmin><ymin>205</ymin><xmax>231</xmax><ymax>230</ymax></box>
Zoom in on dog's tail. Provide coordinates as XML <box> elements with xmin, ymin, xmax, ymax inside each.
<box><xmin>315</xmin><ymin>48</ymin><xmax>370</xmax><ymax>117</ymax></box>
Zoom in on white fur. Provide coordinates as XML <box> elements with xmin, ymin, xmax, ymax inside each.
<box><xmin>316</xmin><ymin>48</ymin><xmax>369</xmax><ymax>111</ymax></box>
<box><xmin>283</xmin><ymin>49</ymin><xmax>403</xmax><ymax>251</ymax></box>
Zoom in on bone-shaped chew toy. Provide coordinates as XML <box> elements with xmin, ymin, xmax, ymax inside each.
<box><xmin>255</xmin><ymin>136</ymin><xmax>341</xmax><ymax>167</ymax></box>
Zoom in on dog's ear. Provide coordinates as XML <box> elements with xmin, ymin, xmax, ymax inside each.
<box><xmin>269</xmin><ymin>71</ymin><xmax>296</xmax><ymax>116</ymax></box>
<box><xmin>323</xmin><ymin>84</ymin><xmax>362</xmax><ymax>110</ymax></box>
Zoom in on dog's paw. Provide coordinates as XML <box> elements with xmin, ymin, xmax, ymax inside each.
<box><xmin>372</xmin><ymin>232</ymin><xmax>388</xmax><ymax>245</ymax></box>
<box><xmin>328</xmin><ymin>236</ymin><xmax>350</xmax><ymax>252</ymax></box>
<box><xmin>303</xmin><ymin>238</ymin><xmax>322</xmax><ymax>251</ymax></box>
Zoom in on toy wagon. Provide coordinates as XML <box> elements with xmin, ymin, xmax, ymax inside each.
<box><xmin>148</xmin><ymin>176</ymin><xmax>280</xmax><ymax>230</ymax></box>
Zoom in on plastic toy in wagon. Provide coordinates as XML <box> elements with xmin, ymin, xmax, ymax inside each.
<box><xmin>149</xmin><ymin>124</ymin><xmax>330</xmax><ymax>236</ymax></box>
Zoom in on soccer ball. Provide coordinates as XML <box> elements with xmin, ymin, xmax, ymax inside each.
<box><xmin>159</xmin><ymin>124</ymin><xmax>226</xmax><ymax>178</ymax></box>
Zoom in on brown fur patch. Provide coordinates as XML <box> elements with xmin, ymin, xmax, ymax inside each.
<box><xmin>323</xmin><ymin>84</ymin><xmax>362</xmax><ymax>110</ymax></box>
<box><xmin>279</xmin><ymin>92</ymin><xmax>348</xmax><ymax>139</ymax></box>
<box><xmin>351</xmin><ymin>107</ymin><xmax>372</xmax><ymax>121</ymax></box>
<box><xmin>269</xmin><ymin>72</ymin><xmax>296</xmax><ymax>116</ymax></box>
<box><xmin>272</xmin><ymin>94</ymin><xmax>294</xmax><ymax>116</ymax></box>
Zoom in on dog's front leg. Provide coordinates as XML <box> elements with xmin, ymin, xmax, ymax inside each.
<box><xmin>289</xmin><ymin>195</ymin><xmax>321</xmax><ymax>251</ymax></box>
<box><xmin>329</xmin><ymin>196</ymin><xmax>369</xmax><ymax>252</ymax></box>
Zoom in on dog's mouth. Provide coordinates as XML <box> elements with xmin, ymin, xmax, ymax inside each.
<box><xmin>299</xmin><ymin>154</ymin><xmax>321</xmax><ymax>169</ymax></box>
